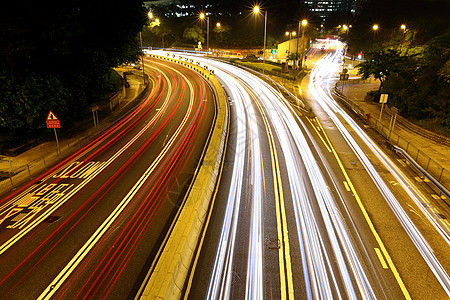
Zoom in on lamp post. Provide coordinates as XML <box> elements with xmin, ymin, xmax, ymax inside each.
<box><xmin>372</xmin><ymin>24</ymin><xmax>379</xmax><ymax>45</ymax></box>
<box><xmin>140</xmin><ymin>11</ymin><xmax>156</xmax><ymax>83</ymax></box>
<box><xmin>253</xmin><ymin>6</ymin><xmax>267</xmax><ymax>73</ymax></box>
<box><xmin>299</xmin><ymin>19</ymin><xmax>307</xmax><ymax>70</ymax></box>
<box><xmin>285</xmin><ymin>31</ymin><xmax>296</xmax><ymax>65</ymax></box>
<box><xmin>200</xmin><ymin>13</ymin><xmax>210</xmax><ymax>50</ymax></box>
<box><xmin>400</xmin><ymin>24</ymin><xmax>406</xmax><ymax>49</ymax></box>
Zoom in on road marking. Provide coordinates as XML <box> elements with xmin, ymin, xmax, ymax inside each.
<box><xmin>374</xmin><ymin>248</ymin><xmax>389</xmax><ymax>269</ymax></box>
<box><xmin>343</xmin><ymin>181</ymin><xmax>351</xmax><ymax>192</ymax></box>
<box><xmin>306</xmin><ymin>117</ymin><xmax>332</xmax><ymax>153</ymax></box>
<box><xmin>255</xmin><ymin>93</ymin><xmax>294</xmax><ymax>300</ymax></box>
<box><xmin>318</xmin><ymin>121</ymin><xmax>412</xmax><ymax>300</ymax></box>
<box><xmin>38</xmin><ymin>64</ymin><xmax>197</xmax><ymax>300</ymax></box>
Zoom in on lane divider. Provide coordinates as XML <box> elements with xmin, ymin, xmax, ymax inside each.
<box><xmin>136</xmin><ymin>54</ymin><xmax>228</xmax><ymax>299</ymax></box>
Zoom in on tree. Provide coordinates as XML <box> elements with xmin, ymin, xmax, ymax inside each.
<box><xmin>0</xmin><ymin>0</ymin><xmax>147</xmax><ymax>148</ymax></box>
<box><xmin>356</xmin><ymin>48</ymin><xmax>415</xmax><ymax>91</ymax></box>
<box><xmin>183</xmin><ymin>26</ymin><xmax>205</xmax><ymax>44</ymax></box>
<box><xmin>213</xmin><ymin>24</ymin><xmax>231</xmax><ymax>47</ymax></box>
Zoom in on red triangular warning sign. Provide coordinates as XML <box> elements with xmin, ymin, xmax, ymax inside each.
<box><xmin>46</xmin><ymin>110</ymin><xmax>59</xmax><ymax>121</ymax></box>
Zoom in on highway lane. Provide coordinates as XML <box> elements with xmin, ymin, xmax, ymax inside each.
<box><xmin>305</xmin><ymin>42</ymin><xmax>450</xmax><ymax>299</ymax></box>
<box><xmin>175</xmin><ymin>54</ymin><xmax>381</xmax><ymax>299</ymax></box>
<box><xmin>175</xmin><ymin>49</ymin><xmax>450</xmax><ymax>299</ymax></box>
<box><xmin>0</xmin><ymin>57</ymin><xmax>215</xmax><ymax>299</ymax></box>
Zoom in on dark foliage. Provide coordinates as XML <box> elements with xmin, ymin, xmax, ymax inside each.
<box><xmin>0</xmin><ymin>0</ymin><xmax>146</xmax><ymax>148</ymax></box>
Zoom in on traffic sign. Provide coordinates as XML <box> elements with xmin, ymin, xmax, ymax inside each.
<box><xmin>46</xmin><ymin>110</ymin><xmax>61</xmax><ymax>128</ymax></box>
<box><xmin>379</xmin><ymin>94</ymin><xmax>388</xmax><ymax>104</ymax></box>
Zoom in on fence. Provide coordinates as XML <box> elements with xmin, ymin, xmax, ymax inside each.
<box><xmin>332</xmin><ymin>87</ymin><xmax>450</xmax><ymax>192</ymax></box>
<box><xmin>0</xmin><ymin>72</ymin><xmax>150</xmax><ymax>197</ymax></box>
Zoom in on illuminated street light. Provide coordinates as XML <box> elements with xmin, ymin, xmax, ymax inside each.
<box><xmin>253</xmin><ymin>5</ymin><xmax>267</xmax><ymax>73</ymax></box>
<box><xmin>372</xmin><ymin>24</ymin><xmax>379</xmax><ymax>45</ymax></box>
<box><xmin>199</xmin><ymin>12</ymin><xmax>210</xmax><ymax>50</ymax></box>
<box><xmin>400</xmin><ymin>24</ymin><xmax>407</xmax><ymax>49</ymax></box>
<box><xmin>216</xmin><ymin>22</ymin><xmax>221</xmax><ymax>28</ymax></box>
<box><xmin>297</xmin><ymin>19</ymin><xmax>308</xmax><ymax>70</ymax></box>
<box><xmin>286</xmin><ymin>31</ymin><xmax>296</xmax><ymax>62</ymax></box>
<box><xmin>140</xmin><ymin>11</ymin><xmax>158</xmax><ymax>82</ymax></box>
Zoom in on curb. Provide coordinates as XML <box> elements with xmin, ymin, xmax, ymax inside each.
<box><xmin>137</xmin><ymin>54</ymin><xmax>228</xmax><ymax>299</ymax></box>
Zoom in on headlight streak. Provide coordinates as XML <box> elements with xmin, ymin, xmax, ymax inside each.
<box><xmin>247</xmin><ymin>73</ymin><xmax>376</xmax><ymax>299</ymax></box>
<box><xmin>178</xmin><ymin>51</ymin><xmax>377</xmax><ymax>299</ymax></box>
<box><xmin>310</xmin><ymin>45</ymin><xmax>450</xmax><ymax>296</ymax></box>
<box><xmin>205</xmin><ymin>69</ymin><xmax>247</xmax><ymax>300</ymax></box>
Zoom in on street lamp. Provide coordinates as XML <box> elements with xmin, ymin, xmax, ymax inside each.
<box><xmin>139</xmin><ymin>11</ymin><xmax>157</xmax><ymax>83</ymax></box>
<box><xmin>343</xmin><ymin>24</ymin><xmax>351</xmax><ymax>40</ymax></box>
<box><xmin>285</xmin><ymin>31</ymin><xmax>296</xmax><ymax>63</ymax></box>
<box><xmin>298</xmin><ymin>19</ymin><xmax>307</xmax><ymax>70</ymax></box>
<box><xmin>199</xmin><ymin>12</ymin><xmax>210</xmax><ymax>50</ymax></box>
<box><xmin>253</xmin><ymin>5</ymin><xmax>267</xmax><ymax>73</ymax></box>
<box><xmin>372</xmin><ymin>24</ymin><xmax>379</xmax><ymax>45</ymax></box>
<box><xmin>400</xmin><ymin>24</ymin><xmax>407</xmax><ymax>49</ymax></box>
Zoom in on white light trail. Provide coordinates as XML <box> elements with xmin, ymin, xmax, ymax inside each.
<box><xmin>156</xmin><ymin>50</ymin><xmax>378</xmax><ymax>298</ymax></box>
<box><xmin>309</xmin><ymin>43</ymin><xmax>450</xmax><ymax>296</ymax></box>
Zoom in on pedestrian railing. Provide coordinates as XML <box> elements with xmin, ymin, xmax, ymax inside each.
<box><xmin>332</xmin><ymin>87</ymin><xmax>450</xmax><ymax>194</ymax></box>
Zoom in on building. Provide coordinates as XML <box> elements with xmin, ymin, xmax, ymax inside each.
<box><xmin>303</xmin><ymin>0</ymin><xmax>356</xmax><ymax>22</ymax></box>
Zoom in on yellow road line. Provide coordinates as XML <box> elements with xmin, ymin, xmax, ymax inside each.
<box><xmin>319</xmin><ymin>119</ymin><xmax>412</xmax><ymax>300</ymax></box>
<box><xmin>306</xmin><ymin>117</ymin><xmax>332</xmax><ymax>153</ymax></box>
<box><xmin>255</xmin><ymin>95</ymin><xmax>294</xmax><ymax>300</ymax></box>
<box><xmin>343</xmin><ymin>181</ymin><xmax>351</xmax><ymax>192</ymax></box>
<box><xmin>374</xmin><ymin>248</ymin><xmax>389</xmax><ymax>269</ymax></box>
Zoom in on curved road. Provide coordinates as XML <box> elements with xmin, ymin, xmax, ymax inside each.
<box><xmin>171</xmin><ymin>49</ymin><xmax>450</xmax><ymax>299</ymax></box>
<box><xmin>0</xmin><ymin>57</ymin><xmax>215</xmax><ymax>299</ymax></box>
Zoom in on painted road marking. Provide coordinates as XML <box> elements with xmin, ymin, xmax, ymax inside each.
<box><xmin>375</xmin><ymin>248</ymin><xmax>389</xmax><ymax>269</ymax></box>
<box><xmin>254</xmin><ymin>88</ymin><xmax>294</xmax><ymax>300</ymax></box>
<box><xmin>343</xmin><ymin>181</ymin><xmax>351</xmax><ymax>192</ymax></box>
<box><xmin>318</xmin><ymin>120</ymin><xmax>412</xmax><ymax>299</ymax></box>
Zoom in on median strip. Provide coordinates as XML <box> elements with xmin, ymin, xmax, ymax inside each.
<box><xmin>137</xmin><ymin>53</ymin><xmax>228</xmax><ymax>299</ymax></box>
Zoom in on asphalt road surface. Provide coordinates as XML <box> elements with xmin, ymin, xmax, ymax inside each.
<box><xmin>169</xmin><ymin>45</ymin><xmax>450</xmax><ymax>300</ymax></box>
<box><xmin>0</xmin><ymin>57</ymin><xmax>215</xmax><ymax>299</ymax></box>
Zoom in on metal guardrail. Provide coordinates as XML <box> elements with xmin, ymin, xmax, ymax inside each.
<box><xmin>393</xmin><ymin>145</ymin><xmax>450</xmax><ymax>199</ymax></box>
<box><xmin>331</xmin><ymin>86</ymin><xmax>450</xmax><ymax>194</ymax></box>
<box><xmin>384</xmin><ymin>106</ymin><xmax>450</xmax><ymax>147</ymax></box>
<box><xmin>336</xmin><ymin>80</ymin><xmax>450</xmax><ymax>147</ymax></box>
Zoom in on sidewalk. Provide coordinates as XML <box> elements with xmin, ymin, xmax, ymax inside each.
<box><xmin>337</xmin><ymin>81</ymin><xmax>450</xmax><ymax>189</ymax></box>
<box><xmin>0</xmin><ymin>70</ymin><xmax>147</xmax><ymax>196</ymax></box>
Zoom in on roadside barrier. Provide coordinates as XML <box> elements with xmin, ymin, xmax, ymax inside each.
<box><xmin>137</xmin><ymin>53</ymin><xmax>228</xmax><ymax>299</ymax></box>
<box><xmin>332</xmin><ymin>86</ymin><xmax>449</xmax><ymax>194</ymax></box>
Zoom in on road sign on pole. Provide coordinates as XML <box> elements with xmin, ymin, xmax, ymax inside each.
<box><xmin>46</xmin><ymin>110</ymin><xmax>61</xmax><ymax>128</ymax></box>
<box><xmin>379</xmin><ymin>94</ymin><xmax>388</xmax><ymax>122</ymax></box>
<box><xmin>46</xmin><ymin>110</ymin><xmax>61</xmax><ymax>155</ymax></box>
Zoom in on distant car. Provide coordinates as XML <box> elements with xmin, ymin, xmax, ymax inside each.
<box><xmin>321</xmin><ymin>45</ymin><xmax>326</xmax><ymax>51</ymax></box>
